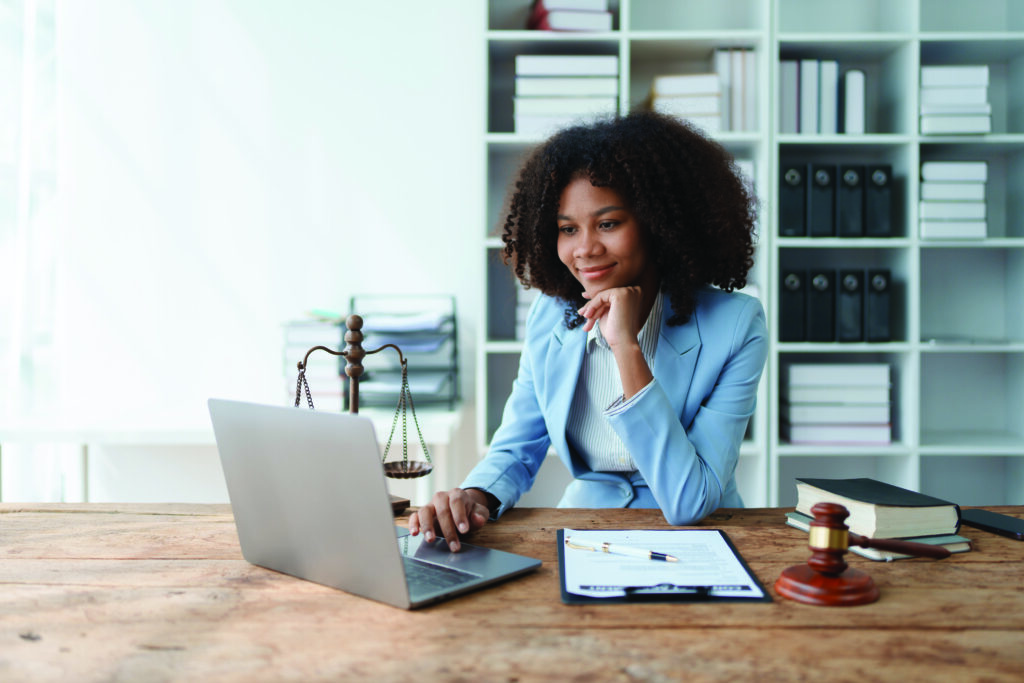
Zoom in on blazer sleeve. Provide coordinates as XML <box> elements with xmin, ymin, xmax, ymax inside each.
<box><xmin>459</xmin><ymin>303</ymin><xmax>554</xmax><ymax>518</ymax></box>
<box><xmin>606</xmin><ymin>296</ymin><xmax>768</xmax><ymax>525</ymax></box>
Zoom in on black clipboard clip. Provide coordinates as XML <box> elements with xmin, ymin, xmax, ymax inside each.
<box><xmin>624</xmin><ymin>583</ymin><xmax>712</xmax><ymax>597</ymax></box>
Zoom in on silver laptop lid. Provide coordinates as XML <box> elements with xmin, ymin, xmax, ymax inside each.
<box><xmin>208</xmin><ymin>398</ymin><xmax>412</xmax><ymax>608</ymax></box>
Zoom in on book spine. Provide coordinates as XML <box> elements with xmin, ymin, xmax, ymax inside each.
<box><xmin>799</xmin><ymin>59</ymin><xmax>819</xmax><ymax>134</ymax></box>
<box><xmin>779</xmin><ymin>60</ymin><xmax>799</xmax><ymax>134</ymax></box>
<box><xmin>818</xmin><ymin>60</ymin><xmax>838</xmax><ymax>135</ymax></box>
<box><xmin>921</xmin><ymin>64</ymin><xmax>989</xmax><ymax>87</ymax></box>
<box><xmin>920</xmin><ymin>161</ymin><xmax>988</xmax><ymax>182</ymax></box>
<box><xmin>842</xmin><ymin>69</ymin><xmax>865</xmax><ymax>134</ymax></box>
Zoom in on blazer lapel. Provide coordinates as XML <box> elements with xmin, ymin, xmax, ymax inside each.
<box><xmin>653</xmin><ymin>297</ymin><xmax>701</xmax><ymax>420</ymax></box>
<box><xmin>545</xmin><ymin>319</ymin><xmax>586</xmax><ymax>470</ymax></box>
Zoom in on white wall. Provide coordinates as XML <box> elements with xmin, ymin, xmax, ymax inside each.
<box><xmin>3</xmin><ymin>1</ymin><xmax>486</xmax><ymax>502</ymax></box>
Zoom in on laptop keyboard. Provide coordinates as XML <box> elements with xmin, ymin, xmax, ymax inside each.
<box><xmin>403</xmin><ymin>557</ymin><xmax>479</xmax><ymax>591</ymax></box>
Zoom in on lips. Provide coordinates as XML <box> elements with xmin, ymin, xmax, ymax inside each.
<box><xmin>578</xmin><ymin>263</ymin><xmax>615</xmax><ymax>280</ymax></box>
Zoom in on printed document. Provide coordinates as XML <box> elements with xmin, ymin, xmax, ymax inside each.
<box><xmin>562</xmin><ymin>528</ymin><xmax>765</xmax><ymax>599</ymax></box>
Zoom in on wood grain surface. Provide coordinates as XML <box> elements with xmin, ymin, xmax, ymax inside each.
<box><xmin>2</xmin><ymin>504</ymin><xmax>1022</xmax><ymax>682</ymax></box>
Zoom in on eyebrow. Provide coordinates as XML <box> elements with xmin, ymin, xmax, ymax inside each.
<box><xmin>556</xmin><ymin>205</ymin><xmax>625</xmax><ymax>221</ymax></box>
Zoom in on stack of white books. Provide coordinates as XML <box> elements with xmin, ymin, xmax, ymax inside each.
<box><xmin>513</xmin><ymin>54</ymin><xmax>619</xmax><ymax>136</ymax></box>
<box><xmin>779</xmin><ymin>59</ymin><xmax>861</xmax><ymax>134</ymax></box>
<box><xmin>919</xmin><ymin>161</ymin><xmax>988</xmax><ymax>239</ymax></box>
<box><xmin>782</xmin><ymin>363</ymin><xmax>892</xmax><ymax>446</ymax></box>
<box><xmin>647</xmin><ymin>73</ymin><xmax>722</xmax><ymax>135</ymax></box>
<box><xmin>920</xmin><ymin>65</ymin><xmax>991</xmax><ymax>135</ymax></box>
<box><xmin>711</xmin><ymin>47</ymin><xmax>757</xmax><ymax>132</ymax></box>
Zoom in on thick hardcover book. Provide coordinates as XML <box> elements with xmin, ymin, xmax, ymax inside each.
<box><xmin>784</xmin><ymin>512</ymin><xmax>971</xmax><ymax>561</ymax></box>
<box><xmin>794</xmin><ymin>477</ymin><xmax>961</xmax><ymax>539</ymax></box>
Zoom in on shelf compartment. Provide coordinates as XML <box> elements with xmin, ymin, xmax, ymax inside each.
<box><xmin>779</xmin><ymin>40</ymin><xmax>915</xmax><ymax>135</ymax></box>
<box><xmin>778</xmin><ymin>0</ymin><xmax>913</xmax><ymax>36</ymax></box>
<box><xmin>920</xmin><ymin>0</ymin><xmax>1024</xmax><ymax>33</ymax></box>
<box><xmin>485</xmin><ymin>352</ymin><xmax>521</xmax><ymax>443</ymax></box>
<box><xmin>920</xmin><ymin>140</ymin><xmax>1024</xmax><ymax>239</ymax></box>
<box><xmin>776</xmin><ymin>455</ymin><xmax>918</xmax><ymax>508</ymax></box>
<box><xmin>486</xmin><ymin>247</ymin><xmax>521</xmax><ymax>343</ymax></box>
<box><xmin>919</xmin><ymin>352</ymin><xmax>1024</xmax><ymax>447</ymax></box>
<box><xmin>778</xmin><ymin>350</ymin><xmax>912</xmax><ymax>447</ymax></box>
<box><xmin>488</xmin><ymin>0</ymin><xmax>621</xmax><ymax>32</ymax></box>
<box><xmin>486</xmin><ymin>142</ymin><xmax>532</xmax><ymax>237</ymax></box>
<box><xmin>778</xmin><ymin>249</ymin><xmax>911</xmax><ymax>343</ymax></box>
<box><xmin>920</xmin><ymin>39</ymin><xmax>1024</xmax><ymax>135</ymax></box>
<box><xmin>779</xmin><ymin>143</ymin><xmax>913</xmax><ymax>238</ymax></box>
<box><xmin>488</xmin><ymin>39</ymin><xmax>620</xmax><ymax>134</ymax></box>
<box><xmin>920</xmin><ymin>455</ymin><xmax>1024</xmax><ymax>505</ymax></box>
<box><xmin>919</xmin><ymin>248</ymin><xmax>1024</xmax><ymax>343</ymax></box>
<box><xmin>630</xmin><ymin>0</ymin><xmax>766</xmax><ymax>32</ymax></box>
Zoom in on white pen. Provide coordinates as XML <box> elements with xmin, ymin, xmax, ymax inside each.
<box><xmin>565</xmin><ymin>536</ymin><xmax>679</xmax><ymax>562</ymax></box>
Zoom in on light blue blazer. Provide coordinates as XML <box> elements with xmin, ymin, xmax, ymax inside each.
<box><xmin>461</xmin><ymin>286</ymin><xmax>768</xmax><ymax>525</ymax></box>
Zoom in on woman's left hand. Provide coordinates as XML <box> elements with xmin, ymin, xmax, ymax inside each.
<box><xmin>578</xmin><ymin>286</ymin><xmax>646</xmax><ymax>350</ymax></box>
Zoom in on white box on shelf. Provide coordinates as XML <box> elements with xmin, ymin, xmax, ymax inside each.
<box><xmin>919</xmin><ymin>220</ymin><xmax>987</xmax><ymax>239</ymax></box>
<box><xmin>920</xmin><ymin>161</ymin><xmax>988</xmax><ymax>182</ymax></box>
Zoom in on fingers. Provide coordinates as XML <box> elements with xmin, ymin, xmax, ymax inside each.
<box><xmin>417</xmin><ymin>488</ymin><xmax>487</xmax><ymax>553</ymax></box>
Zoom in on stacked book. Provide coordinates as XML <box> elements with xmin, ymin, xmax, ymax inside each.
<box><xmin>282</xmin><ymin>318</ymin><xmax>344</xmax><ymax>411</ymax></box>
<box><xmin>646</xmin><ymin>72</ymin><xmax>722</xmax><ymax>135</ymax></box>
<box><xmin>513</xmin><ymin>54</ymin><xmax>619</xmax><ymax>136</ymax></box>
<box><xmin>780</xmin><ymin>59</ymin><xmax>863</xmax><ymax>135</ymax></box>
<box><xmin>526</xmin><ymin>0</ymin><xmax>612</xmax><ymax>32</ymax></box>
<box><xmin>785</xmin><ymin>477</ymin><xmax>971</xmax><ymax>561</ymax></box>
<box><xmin>711</xmin><ymin>47</ymin><xmax>757</xmax><ymax>132</ymax></box>
<box><xmin>920</xmin><ymin>65</ymin><xmax>991</xmax><ymax>135</ymax></box>
<box><xmin>920</xmin><ymin>160</ymin><xmax>988</xmax><ymax>239</ymax></box>
<box><xmin>782</xmin><ymin>363</ymin><xmax>892</xmax><ymax>446</ymax></box>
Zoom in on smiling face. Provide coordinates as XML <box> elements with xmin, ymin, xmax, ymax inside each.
<box><xmin>556</xmin><ymin>176</ymin><xmax>657</xmax><ymax>300</ymax></box>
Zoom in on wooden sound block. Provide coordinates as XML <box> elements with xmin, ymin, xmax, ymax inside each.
<box><xmin>775</xmin><ymin>563</ymin><xmax>879</xmax><ymax>606</ymax></box>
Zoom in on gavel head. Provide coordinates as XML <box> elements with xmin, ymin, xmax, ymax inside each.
<box><xmin>807</xmin><ymin>502</ymin><xmax>852</xmax><ymax>576</ymax></box>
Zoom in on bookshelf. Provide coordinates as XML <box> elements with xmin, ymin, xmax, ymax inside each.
<box><xmin>480</xmin><ymin>0</ymin><xmax>1024</xmax><ymax>509</ymax></box>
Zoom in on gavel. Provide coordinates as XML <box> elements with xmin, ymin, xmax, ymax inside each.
<box><xmin>776</xmin><ymin>502</ymin><xmax>949</xmax><ymax>606</ymax></box>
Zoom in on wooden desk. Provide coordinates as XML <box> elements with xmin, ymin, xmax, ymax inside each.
<box><xmin>2</xmin><ymin>504</ymin><xmax>1022</xmax><ymax>681</ymax></box>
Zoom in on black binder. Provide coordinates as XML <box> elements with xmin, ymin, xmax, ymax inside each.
<box><xmin>836</xmin><ymin>269</ymin><xmax>864</xmax><ymax>342</ymax></box>
<box><xmin>779</xmin><ymin>269</ymin><xmax>806</xmax><ymax>342</ymax></box>
<box><xmin>866</xmin><ymin>269</ymin><xmax>892</xmax><ymax>342</ymax></box>
<box><xmin>806</xmin><ymin>269</ymin><xmax>836</xmax><ymax>342</ymax></box>
<box><xmin>865</xmin><ymin>165</ymin><xmax>893</xmax><ymax>237</ymax></box>
<box><xmin>779</xmin><ymin>164</ymin><xmax>807</xmax><ymax>237</ymax></box>
<box><xmin>836</xmin><ymin>165</ymin><xmax>865</xmax><ymax>237</ymax></box>
<box><xmin>807</xmin><ymin>164</ymin><xmax>836</xmax><ymax>237</ymax></box>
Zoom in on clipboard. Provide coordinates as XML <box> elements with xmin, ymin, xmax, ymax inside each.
<box><xmin>557</xmin><ymin>528</ymin><xmax>772</xmax><ymax>604</ymax></box>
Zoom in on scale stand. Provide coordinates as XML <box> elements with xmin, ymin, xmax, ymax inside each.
<box><xmin>293</xmin><ymin>314</ymin><xmax>433</xmax><ymax>510</ymax></box>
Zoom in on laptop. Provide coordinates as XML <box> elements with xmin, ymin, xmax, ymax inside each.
<box><xmin>207</xmin><ymin>398</ymin><xmax>541</xmax><ymax>609</ymax></box>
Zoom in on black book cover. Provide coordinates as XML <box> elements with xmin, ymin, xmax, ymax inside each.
<box><xmin>796</xmin><ymin>478</ymin><xmax>955</xmax><ymax>509</ymax></box>
<box><xmin>865</xmin><ymin>268</ymin><xmax>891</xmax><ymax>342</ymax></box>
<box><xmin>807</xmin><ymin>164</ymin><xmax>836</xmax><ymax>237</ymax></box>
<box><xmin>779</xmin><ymin>269</ymin><xmax>806</xmax><ymax>342</ymax></box>
<box><xmin>779</xmin><ymin>164</ymin><xmax>807</xmax><ymax>237</ymax></box>
<box><xmin>865</xmin><ymin>164</ymin><xmax>893</xmax><ymax>237</ymax></box>
<box><xmin>836</xmin><ymin>165</ymin><xmax>865</xmax><ymax>237</ymax></box>
<box><xmin>836</xmin><ymin>269</ymin><xmax>864</xmax><ymax>342</ymax></box>
<box><xmin>806</xmin><ymin>269</ymin><xmax>835</xmax><ymax>342</ymax></box>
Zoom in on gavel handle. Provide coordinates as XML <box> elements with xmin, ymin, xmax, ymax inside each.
<box><xmin>849</xmin><ymin>533</ymin><xmax>951</xmax><ymax>559</ymax></box>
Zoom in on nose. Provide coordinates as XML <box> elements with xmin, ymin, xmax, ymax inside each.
<box><xmin>574</xmin><ymin>227</ymin><xmax>603</xmax><ymax>258</ymax></box>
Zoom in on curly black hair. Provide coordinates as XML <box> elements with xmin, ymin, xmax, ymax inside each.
<box><xmin>500</xmin><ymin>110</ymin><xmax>758</xmax><ymax>328</ymax></box>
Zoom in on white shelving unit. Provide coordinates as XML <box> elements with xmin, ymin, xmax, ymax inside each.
<box><xmin>480</xmin><ymin>0</ymin><xmax>1024</xmax><ymax>509</ymax></box>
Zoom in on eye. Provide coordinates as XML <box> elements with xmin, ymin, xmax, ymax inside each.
<box><xmin>599</xmin><ymin>220</ymin><xmax>619</xmax><ymax>230</ymax></box>
<box><xmin>558</xmin><ymin>225</ymin><xmax>577</xmax><ymax>235</ymax></box>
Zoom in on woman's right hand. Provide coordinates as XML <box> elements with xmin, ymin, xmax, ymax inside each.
<box><xmin>407</xmin><ymin>487</ymin><xmax>490</xmax><ymax>552</ymax></box>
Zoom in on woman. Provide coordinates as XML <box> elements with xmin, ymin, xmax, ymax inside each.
<box><xmin>410</xmin><ymin>111</ymin><xmax>767</xmax><ymax>551</ymax></box>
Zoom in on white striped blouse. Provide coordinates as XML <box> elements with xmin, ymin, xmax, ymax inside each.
<box><xmin>565</xmin><ymin>294</ymin><xmax>663</xmax><ymax>472</ymax></box>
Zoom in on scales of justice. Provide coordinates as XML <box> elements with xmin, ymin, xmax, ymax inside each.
<box><xmin>293</xmin><ymin>314</ymin><xmax>434</xmax><ymax>496</ymax></box>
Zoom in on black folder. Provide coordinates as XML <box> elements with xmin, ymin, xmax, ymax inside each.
<box><xmin>779</xmin><ymin>164</ymin><xmax>807</xmax><ymax>237</ymax></box>
<box><xmin>836</xmin><ymin>269</ymin><xmax>864</xmax><ymax>342</ymax></box>
<box><xmin>779</xmin><ymin>269</ymin><xmax>806</xmax><ymax>342</ymax></box>
<box><xmin>806</xmin><ymin>269</ymin><xmax>836</xmax><ymax>342</ymax></box>
<box><xmin>865</xmin><ymin>165</ymin><xmax>893</xmax><ymax>237</ymax></box>
<box><xmin>807</xmin><ymin>164</ymin><xmax>836</xmax><ymax>237</ymax></box>
<box><xmin>866</xmin><ymin>268</ymin><xmax>892</xmax><ymax>342</ymax></box>
<box><xmin>836</xmin><ymin>165</ymin><xmax>865</xmax><ymax>237</ymax></box>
